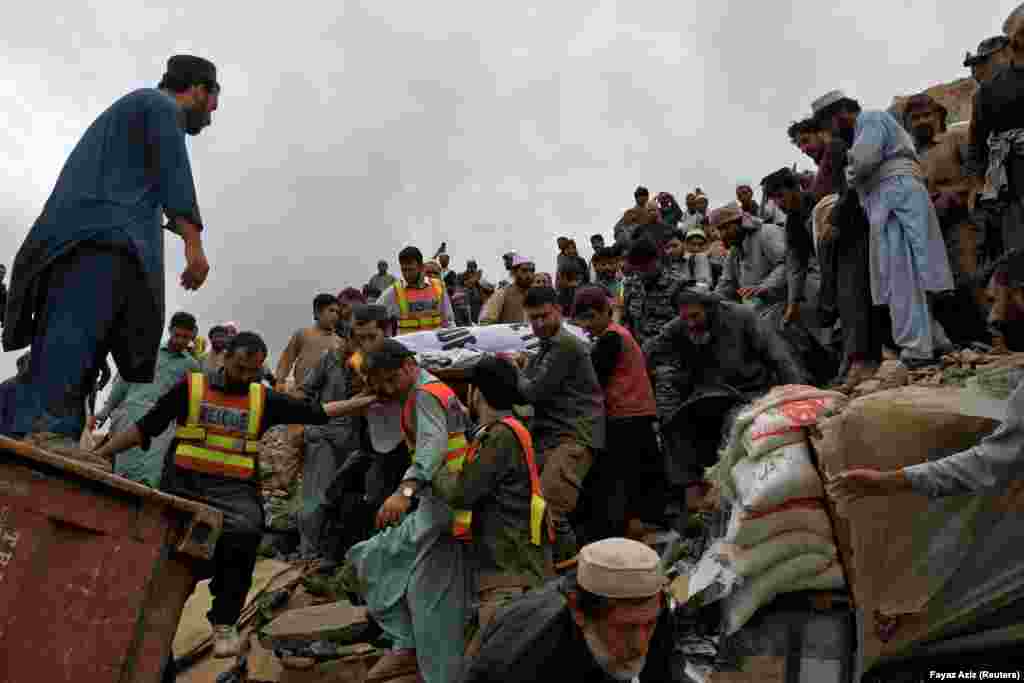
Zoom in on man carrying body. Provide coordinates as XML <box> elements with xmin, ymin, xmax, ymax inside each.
<box><xmin>348</xmin><ymin>340</ymin><xmax>474</xmax><ymax>683</ymax></box>
<box><xmin>94</xmin><ymin>311</ymin><xmax>201</xmax><ymax>487</ymax></box>
<box><xmin>293</xmin><ymin>320</ymin><xmax>362</xmax><ymax>561</ymax></box>
<box><xmin>275</xmin><ymin>294</ymin><xmax>343</xmax><ymax>391</ymax></box>
<box><xmin>512</xmin><ymin>286</ymin><xmax>605</xmax><ymax>563</ymax></box>
<box><xmin>904</xmin><ymin>93</ymin><xmax>992</xmax><ymax>347</ymax></box>
<box><xmin>431</xmin><ymin>356</ymin><xmax>554</xmax><ymax>657</ymax></box>
<box><xmin>2</xmin><ymin>55</ymin><xmax>215</xmax><ymax>447</ymax></box>
<box><xmin>815</xmin><ymin>89</ymin><xmax>955</xmax><ymax>369</ymax></box>
<box><xmin>93</xmin><ymin>332</ymin><xmax>375</xmax><ymax>669</ymax></box>
<box><xmin>377</xmin><ymin>246</ymin><xmax>455</xmax><ymax>335</ymax></box>
<box><xmin>574</xmin><ymin>287</ymin><xmax>664</xmax><ymax>541</ymax></box>
<box><xmin>462</xmin><ymin>537</ymin><xmax>674</xmax><ymax>682</ymax></box>
<box><xmin>479</xmin><ymin>254</ymin><xmax>535</xmax><ymax>325</ymax></box>
<box><xmin>369</xmin><ymin>260</ymin><xmax>398</xmax><ymax>296</ymax></box>
<box><xmin>621</xmin><ymin>238</ymin><xmax>687</xmax><ymax>349</ymax></box>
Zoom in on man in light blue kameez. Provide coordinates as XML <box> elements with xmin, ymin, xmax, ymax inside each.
<box><xmin>814</xmin><ymin>90</ymin><xmax>955</xmax><ymax>369</ymax></box>
<box><xmin>94</xmin><ymin>311</ymin><xmax>201</xmax><ymax>487</ymax></box>
<box><xmin>347</xmin><ymin>339</ymin><xmax>473</xmax><ymax>683</ymax></box>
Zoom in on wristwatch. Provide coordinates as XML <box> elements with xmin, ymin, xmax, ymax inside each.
<box><xmin>401</xmin><ymin>486</ymin><xmax>416</xmax><ymax>499</ymax></box>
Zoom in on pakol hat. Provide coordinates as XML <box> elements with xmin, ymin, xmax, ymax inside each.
<box><xmin>577</xmin><ymin>538</ymin><xmax>666</xmax><ymax>599</ymax></box>
<box><xmin>965</xmin><ymin>36</ymin><xmax>1009</xmax><ymax>67</ymax></box>
<box><xmin>166</xmin><ymin>55</ymin><xmax>218</xmax><ymax>91</ymax></box>
<box><xmin>708</xmin><ymin>203</ymin><xmax>744</xmax><ymax>229</ymax></box>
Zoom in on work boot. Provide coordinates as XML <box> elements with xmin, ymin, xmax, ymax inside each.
<box><xmin>366</xmin><ymin>649</ymin><xmax>419</xmax><ymax>682</ymax></box>
<box><xmin>212</xmin><ymin>625</ymin><xmax>245</xmax><ymax>658</ymax></box>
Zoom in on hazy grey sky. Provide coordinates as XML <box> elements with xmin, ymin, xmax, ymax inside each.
<box><xmin>0</xmin><ymin>0</ymin><xmax>1013</xmax><ymax>381</ymax></box>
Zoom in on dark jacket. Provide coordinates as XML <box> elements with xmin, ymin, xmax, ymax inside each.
<box><xmin>461</xmin><ymin>576</ymin><xmax>675</xmax><ymax>683</ymax></box>
<box><xmin>643</xmin><ymin>295</ymin><xmax>811</xmax><ymax>423</ymax></box>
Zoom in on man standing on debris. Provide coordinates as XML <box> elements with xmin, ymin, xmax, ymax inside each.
<box><xmin>1</xmin><ymin>55</ymin><xmax>216</xmax><ymax>448</ymax></box>
<box><xmin>573</xmin><ymin>287</ymin><xmax>665</xmax><ymax>541</ymax></box>
<box><xmin>431</xmin><ymin>356</ymin><xmax>554</xmax><ymax>657</ymax></box>
<box><xmin>904</xmin><ymin>93</ymin><xmax>992</xmax><ymax>348</ymax></box>
<box><xmin>971</xmin><ymin>6</ymin><xmax>1024</xmax><ymax>257</ymax></box>
<box><xmin>461</xmin><ymin>537</ymin><xmax>674</xmax><ymax>682</ymax></box>
<box><xmin>621</xmin><ymin>238</ymin><xmax>687</xmax><ymax>349</ymax></box>
<box><xmin>479</xmin><ymin>254</ymin><xmax>535</xmax><ymax>324</ymax></box>
<box><xmin>377</xmin><ymin>245</ymin><xmax>455</xmax><ymax>335</ymax></box>
<box><xmin>814</xmin><ymin>89</ymin><xmax>955</xmax><ymax>370</ymax></box>
<box><xmin>348</xmin><ymin>340</ymin><xmax>474</xmax><ymax>683</ymax></box>
<box><xmin>275</xmin><ymin>293</ymin><xmax>343</xmax><ymax>391</ymax></box>
<box><xmin>511</xmin><ymin>286</ymin><xmax>605</xmax><ymax>563</ymax></box>
<box><xmin>93</xmin><ymin>311</ymin><xmax>201</xmax><ymax>487</ymax></box>
<box><xmin>93</xmin><ymin>331</ymin><xmax>376</xmax><ymax>664</ymax></box>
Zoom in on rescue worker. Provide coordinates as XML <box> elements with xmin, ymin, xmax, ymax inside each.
<box><xmin>573</xmin><ymin>287</ymin><xmax>665</xmax><ymax>541</ymax></box>
<box><xmin>431</xmin><ymin>356</ymin><xmax>555</xmax><ymax>658</ymax></box>
<box><xmin>461</xmin><ymin>537</ymin><xmax>674</xmax><ymax>682</ymax></box>
<box><xmin>377</xmin><ymin>245</ymin><xmax>455</xmax><ymax>335</ymax></box>
<box><xmin>92</xmin><ymin>331</ymin><xmax>376</xmax><ymax>670</ymax></box>
<box><xmin>93</xmin><ymin>311</ymin><xmax>201</xmax><ymax>487</ymax></box>
<box><xmin>621</xmin><ymin>237</ymin><xmax>687</xmax><ymax>348</ymax></box>
<box><xmin>512</xmin><ymin>286</ymin><xmax>605</xmax><ymax>563</ymax></box>
<box><xmin>2</xmin><ymin>55</ymin><xmax>215</xmax><ymax>447</ymax></box>
<box><xmin>347</xmin><ymin>339</ymin><xmax>473</xmax><ymax>683</ymax></box>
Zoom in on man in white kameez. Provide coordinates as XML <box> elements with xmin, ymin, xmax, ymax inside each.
<box><xmin>813</xmin><ymin>90</ymin><xmax>955</xmax><ymax>369</ymax></box>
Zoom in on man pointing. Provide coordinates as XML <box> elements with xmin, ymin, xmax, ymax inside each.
<box><xmin>2</xmin><ymin>55</ymin><xmax>216</xmax><ymax>448</ymax></box>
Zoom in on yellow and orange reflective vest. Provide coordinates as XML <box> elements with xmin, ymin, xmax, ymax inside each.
<box><xmin>468</xmin><ymin>416</ymin><xmax>553</xmax><ymax>547</ymax></box>
<box><xmin>173</xmin><ymin>372</ymin><xmax>266</xmax><ymax>480</ymax></box>
<box><xmin>400</xmin><ymin>380</ymin><xmax>473</xmax><ymax>540</ymax></box>
<box><xmin>394</xmin><ymin>278</ymin><xmax>445</xmax><ymax>333</ymax></box>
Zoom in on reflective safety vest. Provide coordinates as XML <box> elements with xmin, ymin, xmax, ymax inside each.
<box><xmin>400</xmin><ymin>380</ymin><xmax>472</xmax><ymax>541</ymax></box>
<box><xmin>394</xmin><ymin>278</ymin><xmax>445</xmax><ymax>333</ymax></box>
<box><xmin>468</xmin><ymin>416</ymin><xmax>553</xmax><ymax>547</ymax></box>
<box><xmin>174</xmin><ymin>372</ymin><xmax>266</xmax><ymax>480</ymax></box>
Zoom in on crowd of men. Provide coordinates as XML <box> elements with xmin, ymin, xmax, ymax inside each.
<box><xmin>2</xmin><ymin>7</ymin><xmax>1024</xmax><ymax>680</ymax></box>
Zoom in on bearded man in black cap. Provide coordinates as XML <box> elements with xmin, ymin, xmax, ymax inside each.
<box><xmin>2</xmin><ymin>55</ymin><xmax>218</xmax><ymax>449</ymax></box>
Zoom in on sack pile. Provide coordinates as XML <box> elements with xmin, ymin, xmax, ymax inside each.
<box><xmin>704</xmin><ymin>385</ymin><xmax>848</xmax><ymax>634</ymax></box>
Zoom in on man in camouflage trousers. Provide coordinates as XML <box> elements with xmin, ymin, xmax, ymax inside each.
<box><xmin>621</xmin><ymin>238</ymin><xmax>687</xmax><ymax>349</ymax></box>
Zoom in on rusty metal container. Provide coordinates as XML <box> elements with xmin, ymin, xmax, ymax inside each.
<box><xmin>0</xmin><ymin>435</ymin><xmax>223</xmax><ymax>683</ymax></box>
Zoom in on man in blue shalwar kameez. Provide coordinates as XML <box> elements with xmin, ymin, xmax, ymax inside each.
<box><xmin>814</xmin><ymin>90</ymin><xmax>955</xmax><ymax>370</ymax></box>
<box><xmin>1</xmin><ymin>55</ymin><xmax>217</xmax><ymax>448</ymax></box>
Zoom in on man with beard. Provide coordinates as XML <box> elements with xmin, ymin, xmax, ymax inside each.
<box><xmin>94</xmin><ymin>332</ymin><xmax>376</xmax><ymax>668</ymax></box>
<box><xmin>347</xmin><ymin>339</ymin><xmax>474</xmax><ymax>683</ymax></box>
<box><xmin>510</xmin><ymin>286</ymin><xmax>605</xmax><ymax>563</ymax></box>
<box><xmin>480</xmin><ymin>254</ymin><xmax>535</xmax><ymax>324</ymax></box>
<box><xmin>814</xmin><ymin>89</ymin><xmax>954</xmax><ymax>370</ymax></box>
<box><xmin>573</xmin><ymin>287</ymin><xmax>665</xmax><ymax>542</ymax></box>
<box><xmin>431</xmin><ymin>356</ymin><xmax>554</xmax><ymax>658</ymax></box>
<box><xmin>904</xmin><ymin>93</ymin><xmax>992</xmax><ymax>348</ymax></box>
<box><xmin>736</xmin><ymin>181</ymin><xmax>786</xmax><ymax>226</ymax></box>
<box><xmin>461</xmin><ymin>537</ymin><xmax>674</xmax><ymax>683</ymax></box>
<box><xmin>712</xmin><ymin>203</ymin><xmax>788</xmax><ymax>310</ymax></box>
<box><xmin>789</xmin><ymin>118</ymin><xmax>847</xmax><ymax>202</ymax></box>
<box><xmin>643</xmin><ymin>288</ymin><xmax>810</xmax><ymax>500</ymax></box>
<box><xmin>621</xmin><ymin>238</ymin><xmax>687</xmax><ymax>349</ymax></box>
<box><xmin>202</xmin><ymin>325</ymin><xmax>231</xmax><ymax>375</ymax></box>
<box><xmin>1</xmin><ymin>55</ymin><xmax>215</xmax><ymax>447</ymax></box>
<box><xmin>93</xmin><ymin>311</ymin><xmax>201</xmax><ymax>487</ymax></box>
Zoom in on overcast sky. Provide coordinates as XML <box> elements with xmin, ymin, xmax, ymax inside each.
<box><xmin>0</xmin><ymin>0</ymin><xmax>1015</xmax><ymax>384</ymax></box>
